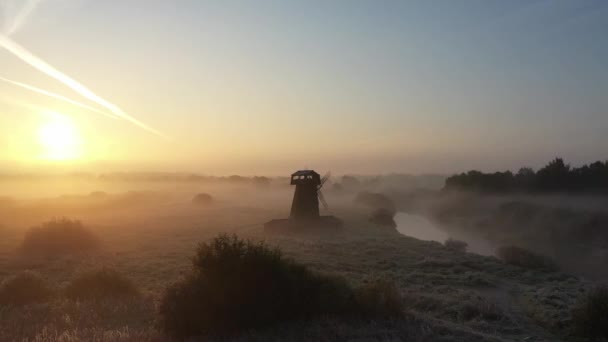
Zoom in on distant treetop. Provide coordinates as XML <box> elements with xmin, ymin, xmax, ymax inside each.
<box><xmin>444</xmin><ymin>158</ymin><xmax>608</xmax><ymax>194</ymax></box>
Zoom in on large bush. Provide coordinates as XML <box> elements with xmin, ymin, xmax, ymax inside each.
<box><xmin>159</xmin><ymin>234</ymin><xmax>402</xmax><ymax>339</ymax></box>
<box><xmin>0</xmin><ymin>271</ymin><xmax>54</xmax><ymax>306</ymax></box>
<box><xmin>444</xmin><ymin>238</ymin><xmax>468</xmax><ymax>253</ymax></box>
<box><xmin>571</xmin><ymin>286</ymin><xmax>608</xmax><ymax>339</ymax></box>
<box><xmin>496</xmin><ymin>246</ymin><xmax>557</xmax><ymax>271</ymax></box>
<box><xmin>65</xmin><ymin>268</ymin><xmax>139</xmax><ymax>300</ymax></box>
<box><xmin>21</xmin><ymin>218</ymin><xmax>100</xmax><ymax>257</ymax></box>
<box><xmin>369</xmin><ymin>208</ymin><xmax>397</xmax><ymax>229</ymax></box>
<box><xmin>354</xmin><ymin>192</ymin><xmax>396</xmax><ymax>213</ymax></box>
<box><xmin>192</xmin><ymin>193</ymin><xmax>213</xmax><ymax>205</ymax></box>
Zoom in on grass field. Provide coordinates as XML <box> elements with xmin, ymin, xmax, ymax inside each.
<box><xmin>0</xmin><ymin>183</ymin><xmax>597</xmax><ymax>341</ymax></box>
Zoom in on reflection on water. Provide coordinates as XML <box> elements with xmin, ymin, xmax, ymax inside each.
<box><xmin>395</xmin><ymin>212</ymin><xmax>495</xmax><ymax>256</ymax></box>
<box><xmin>395</xmin><ymin>212</ymin><xmax>449</xmax><ymax>242</ymax></box>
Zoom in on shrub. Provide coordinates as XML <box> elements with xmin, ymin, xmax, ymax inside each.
<box><xmin>0</xmin><ymin>271</ymin><xmax>54</xmax><ymax>306</ymax></box>
<box><xmin>354</xmin><ymin>192</ymin><xmax>396</xmax><ymax>213</ymax></box>
<box><xmin>89</xmin><ymin>191</ymin><xmax>108</xmax><ymax>198</ymax></box>
<box><xmin>369</xmin><ymin>208</ymin><xmax>397</xmax><ymax>229</ymax></box>
<box><xmin>65</xmin><ymin>268</ymin><xmax>139</xmax><ymax>300</ymax></box>
<box><xmin>252</xmin><ymin>176</ymin><xmax>270</xmax><ymax>187</ymax></box>
<box><xmin>571</xmin><ymin>286</ymin><xmax>608</xmax><ymax>339</ymax></box>
<box><xmin>496</xmin><ymin>246</ymin><xmax>557</xmax><ymax>271</ymax></box>
<box><xmin>192</xmin><ymin>193</ymin><xmax>213</xmax><ymax>205</ymax></box>
<box><xmin>21</xmin><ymin>218</ymin><xmax>100</xmax><ymax>257</ymax></box>
<box><xmin>159</xmin><ymin>234</ymin><xmax>402</xmax><ymax>339</ymax></box>
<box><xmin>444</xmin><ymin>238</ymin><xmax>468</xmax><ymax>253</ymax></box>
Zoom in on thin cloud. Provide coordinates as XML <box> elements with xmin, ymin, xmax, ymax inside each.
<box><xmin>0</xmin><ymin>34</ymin><xmax>167</xmax><ymax>138</ymax></box>
<box><xmin>3</xmin><ymin>0</ymin><xmax>43</xmax><ymax>35</ymax></box>
<box><xmin>0</xmin><ymin>76</ymin><xmax>119</xmax><ymax>120</ymax></box>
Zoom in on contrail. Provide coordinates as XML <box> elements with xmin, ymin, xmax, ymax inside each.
<box><xmin>0</xmin><ymin>76</ymin><xmax>119</xmax><ymax>120</ymax></box>
<box><xmin>0</xmin><ymin>95</ymin><xmax>71</xmax><ymax>115</ymax></box>
<box><xmin>0</xmin><ymin>34</ymin><xmax>167</xmax><ymax>138</ymax></box>
<box><xmin>4</xmin><ymin>0</ymin><xmax>43</xmax><ymax>35</ymax></box>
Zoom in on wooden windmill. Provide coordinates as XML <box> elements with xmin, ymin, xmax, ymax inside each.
<box><xmin>264</xmin><ymin>169</ymin><xmax>341</xmax><ymax>233</ymax></box>
<box><xmin>289</xmin><ymin>170</ymin><xmax>330</xmax><ymax>220</ymax></box>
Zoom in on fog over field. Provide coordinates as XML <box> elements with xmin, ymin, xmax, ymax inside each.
<box><xmin>0</xmin><ymin>168</ymin><xmax>607</xmax><ymax>341</ymax></box>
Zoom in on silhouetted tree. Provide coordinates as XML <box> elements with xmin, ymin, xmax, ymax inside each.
<box><xmin>515</xmin><ymin>167</ymin><xmax>536</xmax><ymax>191</ymax></box>
<box><xmin>444</xmin><ymin>158</ymin><xmax>608</xmax><ymax>195</ymax></box>
<box><xmin>252</xmin><ymin>176</ymin><xmax>270</xmax><ymax>186</ymax></box>
<box><xmin>536</xmin><ymin>158</ymin><xmax>571</xmax><ymax>192</ymax></box>
<box><xmin>341</xmin><ymin>175</ymin><xmax>360</xmax><ymax>189</ymax></box>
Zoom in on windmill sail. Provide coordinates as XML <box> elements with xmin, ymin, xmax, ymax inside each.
<box><xmin>318</xmin><ymin>190</ymin><xmax>328</xmax><ymax>210</ymax></box>
<box><xmin>320</xmin><ymin>171</ymin><xmax>331</xmax><ymax>188</ymax></box>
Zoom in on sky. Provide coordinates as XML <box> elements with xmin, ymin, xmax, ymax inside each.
<box><xmin>0</xmin><ymin>0</ymin><xmax>606</xmax><ymax>175</ymax></box>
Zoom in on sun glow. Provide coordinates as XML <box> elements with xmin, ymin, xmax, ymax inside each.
<box><xmin>37</xmin><ymin>113</ymin><xmax>82</xmax><ymax>161</ymax></box>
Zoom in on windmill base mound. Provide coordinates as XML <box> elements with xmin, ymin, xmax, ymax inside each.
<box><xmin>264</xmin><ymin>216</ymin><xmax>343</xmax><ymax>235</ymax></box>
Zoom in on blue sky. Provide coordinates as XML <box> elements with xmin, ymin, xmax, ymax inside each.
<box><xmin>0</xmin><ymin>0</ymin><xmax>606</xmax><ymax>174</ymax></box>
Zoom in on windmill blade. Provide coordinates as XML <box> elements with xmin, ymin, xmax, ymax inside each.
<box><xmin>318</xmin><ymin>190</ymin><xmax>329</xmax><ymax>211</ymax></box>
<box><xmin>319</xmin><ymin>171</ymin><xmax>331</xmax><ymax>189</ymax></box>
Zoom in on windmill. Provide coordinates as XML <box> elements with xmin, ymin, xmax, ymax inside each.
<box><xmin>289</xmin><ymin>170</ymin><xmax>330</xmax><ymax>220</ymax></box>
<box><xmin>265</xmin><ymin>169</ymin><xmax>341</xmax><ymax>233</ymax></box>
<box><xmin>318</xmin><ymin>171</ymin><xmax>331</xmax><ymax>211</ymax></box>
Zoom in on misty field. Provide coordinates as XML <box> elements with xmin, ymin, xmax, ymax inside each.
<box><xmin>0</xmin><ymin>177</ymin><xmax>603</xmax><ymax>341</ymax></box>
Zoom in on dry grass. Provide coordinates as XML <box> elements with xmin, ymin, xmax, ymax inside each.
<box><xmin>0</xmin><ymin>297</ymin><xmax>157</xmax><ymax>341</ymax></box>
<box><xmin>457</xmin><ymin>295</ymin><xmax>504</xmax><ymax>322</ymax></box>
<box><xmin>0</xmin><ymin>188</ymin><xmax>597</xmax><ymax>341</ymax></box>
<box><xmin>354</xmin><ymin>279</ymin><xmax>403</xmax><ymax>318</ymax></box>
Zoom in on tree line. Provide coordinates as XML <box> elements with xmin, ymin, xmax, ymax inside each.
<box><xmin>444</xmin><ymin>158</ymin><xmax>608</xmax><ymax>194</ymax></box>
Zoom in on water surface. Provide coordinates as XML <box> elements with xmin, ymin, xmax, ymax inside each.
<box><xmin>395</xmin><ymin>212</ymin><xmax>495</xmax><ymax>256</ymax></box>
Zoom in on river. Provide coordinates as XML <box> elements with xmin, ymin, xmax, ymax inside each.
<box><xmin>394</xmin><ymin>212</ymin><xmax>496</xmax><ymax>256</ymax></box>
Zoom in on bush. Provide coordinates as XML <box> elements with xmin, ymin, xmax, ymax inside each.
<box><xmin>21</xmin><ymin>218</ymin><xmax>100</xmax><ymax>257</ymax></box>
<box><xmin>0</xmin><ymin>271</ymin><xmax>54</xmax><ymax>306</ymax></box>
<box><xmin>192</xmin><ymin>193</ymin><xmax>213</xmax><ymax>205</ymax></box>
<box><xmin>444</xmin><ymin>238</ymin><xmax>468</xmax><ymax>253</ymax></box>
<box><xmin>252</xmin><ymin>176</ymin><xmax>270</xmax><ymax>187</ymax></box>
<box><xmin>369</xmin><ymin>208</ymin><xmax>397</xmax><ymax>229</ymax></box>
<box><xmin>354</xmin><ymin>192</ymin><xmax>396</xmax><ymax>213</ymax></box>
<box><xmin>572</xmin><ymin>286</ymin><xmax>608</xmax><ymax>339</ymax></box>
<box><xmin>65</xmin><ymin>268</ymin><xmax>139</xmax><ymax>300</ymax></box>
<box><xmin>159</xmin><ymin>234</ymin><xmax>402</xmax><ymax>339</ymax></box>
<box><xmin>88</xmin><ymin>191</ymin><xmax>108</xmax><ymax>199</ymax></box>
<box><xmin>496</xmin><ymin>246</ymin><xmax>557</xmax><ymax>271</ymax></box>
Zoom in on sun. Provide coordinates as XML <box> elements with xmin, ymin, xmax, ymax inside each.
<box><xmin>38</xmin><ymin>114</ymin><xmax>82</xmax><ymax>161</ymax></box>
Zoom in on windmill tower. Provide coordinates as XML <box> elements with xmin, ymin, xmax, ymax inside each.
<box><xmin>264</xmin><ymin>169</ymin><xmax>340</xmax><ymax>233</ymax></box>
<box><xmin>289</xmin><ymin>170</ymin><xmax>330</xmax><ymax>220</ymax></box>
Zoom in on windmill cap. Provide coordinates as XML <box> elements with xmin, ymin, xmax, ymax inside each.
<box><xmin>291</xmin><ymin>170</ymin><xmax>320</xmax><ymax>177</ymax></box>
